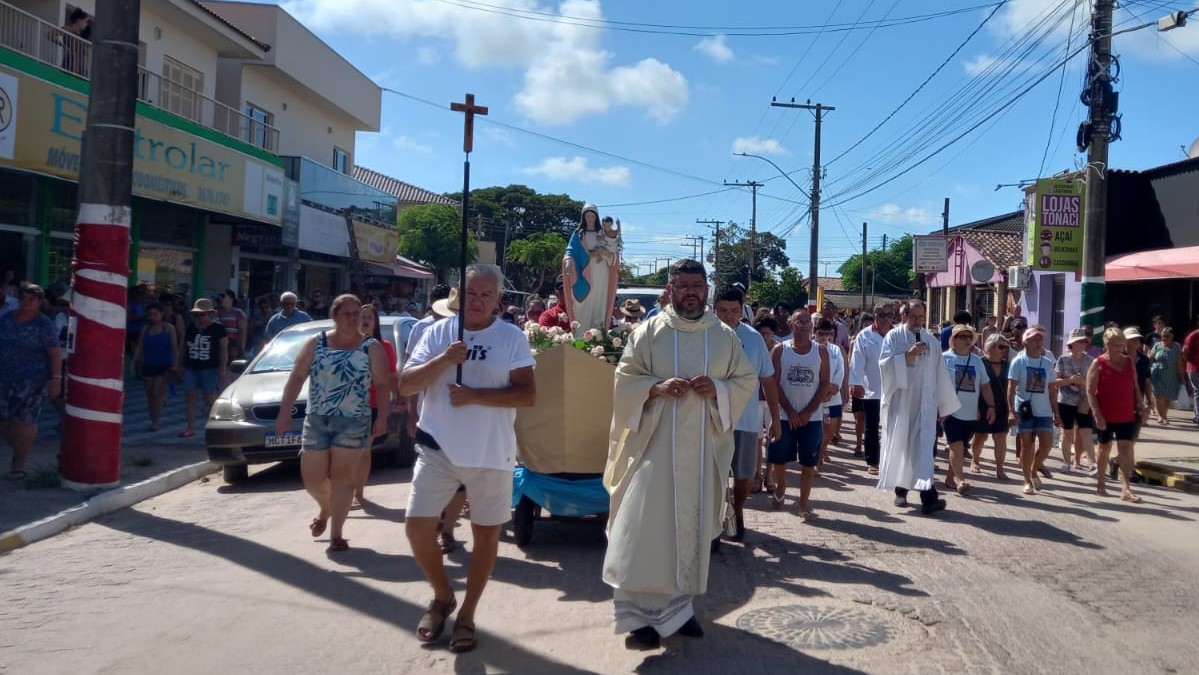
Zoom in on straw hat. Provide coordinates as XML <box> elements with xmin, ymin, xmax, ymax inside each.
<box><xmin>1122</xmin><ymin>326</ymin><xmax>1144</xmax><ymax>341</ymax></box>
<box><xmin>190</xmin><ymin>298</ymin><xmax>215</xmax><ymax>314</ymax></box>
<box><xmin>432</xmin><ymin>287</ymin><xmax>459</xmax><ymax>316</ymax></box>
<box><xmin>620</xmin><ymin>298</ymin><xmax>645</xmax><ymax>318</ymax></box>
<box><xmin>1067</xmin><ymin>327</ymin><xmax>1090</xmax><ymax>345</ymax></box>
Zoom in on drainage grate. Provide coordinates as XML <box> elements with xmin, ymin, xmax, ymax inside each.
<box><xmin>735</xmin><ymin>604</ymin><xmax>895</xmax><ymax>651</ymax></box>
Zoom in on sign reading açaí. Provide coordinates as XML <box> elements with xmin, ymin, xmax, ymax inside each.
<box><xmin>0</xmin><ymin>63</ymin><xmax>284</xmax><ymax>224</ymax></box>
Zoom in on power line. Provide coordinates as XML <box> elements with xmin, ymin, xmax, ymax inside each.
<box><xmin>1037</xmin><ymin>0</ymin><xmax>1082</xmax><ymax>179</ymax></box>
<box><xmin>426</xmin><ymin>0</ymin><xmax>1008</xmax><ymax>38</ymax></box>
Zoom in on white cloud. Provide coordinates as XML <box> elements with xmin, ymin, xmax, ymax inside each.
<box><xmin>695</xmin><ymin>34</ymin><xmax>734</xmax><ymax>63</ymax></box>
<box><xmin>416</xmin><ymin>46</ymin><xmax>440</xmax><ymax>65</ymax></box>
<box><xmin>866</xmin><ymin>203</ymin><xmax>939</xmax><ymax>226</ymax></box>
<box><xmin>732</xmin><ymin>136</ymin><xmax>787</xmax><ymax>156</ymax></box>
<box><xmin>523</xmin><ymin>156</ymin><xmax>631</xmax><ymax>186</ymax></box>
<box><xmin>393</xmin><ymin>134</ymin><xmax>433</xmax><ymax>153</ymax></box>
<box><xmin>283</xmin><ymin>0</ymin><xmax>688</xmax><ymax>125</ymax></box>
<box><xmin>963</xmin><ymin>55</ymin><xmax>998</xmax><ymax>77</ymax></box>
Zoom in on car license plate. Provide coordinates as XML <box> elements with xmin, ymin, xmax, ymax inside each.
<box><xmin>265</xmin><ymin>432</ymin><xmax>302</xmax><ymax>448</ymax></box>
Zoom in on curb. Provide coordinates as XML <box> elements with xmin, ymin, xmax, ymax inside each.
<box><xmin>0</xmin><ymin>461</ymin><xmax>220</xmax><ymax>553</ymax></box>
<box><xmin>1136</xmin><ymin>460</ymin><xmax>1199</xmax><ymax>494</ymax></box>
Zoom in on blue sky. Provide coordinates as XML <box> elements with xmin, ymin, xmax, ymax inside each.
<box><xmin>280</xmin><ymin>0</ymin><xmax>1199</xmax><ymax>277</ymax></box>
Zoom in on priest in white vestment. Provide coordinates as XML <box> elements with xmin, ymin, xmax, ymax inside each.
<box><xmin>876</xmin><ymin>300</ymin><xmax>961</xmax><ymax>515</ymax></box>
<box><xmin>602</xmin><ymin>260</ymin><xmax>756</xmax><ymax>649</ymax></box>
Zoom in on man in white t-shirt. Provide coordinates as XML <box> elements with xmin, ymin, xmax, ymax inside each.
<box><xmin>714</xmin><ymin>284</ymin><xmax>780</xmax><ymax>542</ymax></box>
<box><xmin>400</xmin><ymin>264</ymin><xmax>536</xmax><ymax>653</ymax></box>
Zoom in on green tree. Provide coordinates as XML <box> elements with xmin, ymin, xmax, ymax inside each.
<box><xmin>838</xmin><ymin>234</ymin><xmax>914</xmax><ymax>295</ymax></box>
<box><xmin>507</xmin><ymin>232</ymin><xmax>567</xmax><ymax>297</ymax></box>
<box><xmin>397</xmin><ymin>203</ymin><xmax>477</xmax><ymax>283</ymax></box>
<box><xmin>446</xmin><ymin>185</ymin><xmax>585</xmax><ymax>267</ymax></box>
<box><xmin>711</xmin><ymin>223</ymin><xmax>790</xmax><ymax>289</ymax></box>
<box><xmin>747</xmin><ymin>267</ymin><xmax>808</xmax><ymax>310</ymax></box>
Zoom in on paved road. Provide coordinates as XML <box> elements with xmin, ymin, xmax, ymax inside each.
<box><xmin>2</xmin><ymin>443</ymin><xmax>1197</xmax><ymax>674</ymax></box>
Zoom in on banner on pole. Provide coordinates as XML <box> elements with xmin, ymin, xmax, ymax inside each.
<box><xmin>1026</xmin><ymin>178</ymin><xmax>1085</xmax><ymax>272</ymax></box>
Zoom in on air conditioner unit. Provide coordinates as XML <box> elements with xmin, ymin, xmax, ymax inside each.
<box><xmin>1008</xmin><ymin>265</ymin><xmax>1032</xmax><ymax>290</ymax></box>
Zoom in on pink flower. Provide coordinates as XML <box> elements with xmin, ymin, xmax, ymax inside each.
<box><xmin>590</xmin><ymin>346</ymin><xmax>606</xmax><ymax>358</ymax></box>
<box><xmin>611</xmin><ymin>337</ymin><xmax>623</xmax><ymax>348</ymax></box>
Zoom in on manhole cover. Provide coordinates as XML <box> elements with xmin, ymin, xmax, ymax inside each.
<box><xmin>736</xmin><ymin>604</ymin><xmax>895</xmax><ymax>650</ymax></box>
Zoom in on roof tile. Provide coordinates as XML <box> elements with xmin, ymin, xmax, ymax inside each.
<box><xmin>353</xmin><ymin>166</ymin><xmax>458</xmax><ymax>206</ymax></box>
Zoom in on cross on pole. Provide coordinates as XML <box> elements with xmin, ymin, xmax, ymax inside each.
<box><xmin>449</xmin><ymin>93</ymin><xmax>488</xmax><ymax>383</ymax></box>
<box><xmin>450</xmin><ymin>93</ymin><xmax>488</xmax><ymax>154</ymax></box>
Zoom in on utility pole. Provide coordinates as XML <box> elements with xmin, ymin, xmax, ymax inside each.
<box><xmin>1079</xmin><ymin>0</ymin><xmax>1116</xmax><ymax>332</ymax></box>
<box><xmin>724</xmin><ymin>180</ymin><xmax>762</xmax><ymax>288</ymax></box>
<box><xmin>682</xmin><ymin>235</ymin><xmax>704</xmax><ymax>263</ymax></box>
<box><xmin>861</xmin><ymin>222</ymin><xmax>868</xmax><ymax>311</ymax></box>
<box><xmin>60</xmin><ymin>0</ymin><xmax>141</xmax><ymax>490</ymax></box>
<box><xmin>773</xmin><ymin>98</ymin><xmax>834</xmax><ymax>308</ymax></box>
<box><xmin>882</xmin><ymin>234</ymin><xmax>888</xmax><ymax>250</ymax></box>
<box><xmin>696</xmin><ymin>218</ymin><xmax>724</xmax><ymax>283</ymax></box>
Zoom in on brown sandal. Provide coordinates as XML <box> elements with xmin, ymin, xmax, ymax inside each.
<box><xmin>449</xmin><ymin>620</ymin><xmax>477</xmax><ymax>653</ymax></box>
<box><xmin>309</xmin><ymin>517</ymin><xmax>328</xmax><ymax>538</ymax></box>
<box><xmin>327</xmin><ymin>537</ymin><xmax>349</xmax><ymax>552</ymax></box>
<box><xmin>417</xmin><ymin>597</ymin><xmax>458</xmax><ymax>642</ymax></box>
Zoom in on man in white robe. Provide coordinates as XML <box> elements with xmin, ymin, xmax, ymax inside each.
<box><xmin>877</xmin><ymin>300</ymin><xmax>960</xmax><ymax>515</ymax></box>
<box><xmin>602</xmin><ymin>259</ymin><xmax>757</xmax><ymax>650</ymax></box>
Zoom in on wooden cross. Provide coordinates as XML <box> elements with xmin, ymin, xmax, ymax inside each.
<box><xmin>450</xmin><ymin>93</ymin><xmax>488</xmax><ymax>153</ymax></box>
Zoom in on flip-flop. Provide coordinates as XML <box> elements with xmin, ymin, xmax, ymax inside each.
<box><xmin>309</xmin><ymin>517</ymin><xmax>328</xmax><ymax>538</ymax></box>
<box><xmin>449</xmin><ymin>620</ymin><xmax>477</xmax><ymax>653</ymax></box>
<box><xmin>417</xmin><ymin>597</ymin><xmax>457</xmax><ymax>642</ymax></box>
<box><xmin>349</xmin><ymin>498</ymin><xmax>364</xmax><ymax>511</ymax></box>
<box><xmin>867</xmin><ymin>466</ymin><xmax>879</xmax><ymax>475</ymax></box>
<box><xmin>1121</xmin><ymin>494</ymin><xmax>1143</xmax><ymax>504</ymax></box>
<box><xmin>177</xmin><ymin>429</ymin><xmax>195</xmax><ymax>438</ymax></box>
<box><xmin>326</xmin><ymin>537</ymin><xmax>349</xmax><ymax>552</ymax></box>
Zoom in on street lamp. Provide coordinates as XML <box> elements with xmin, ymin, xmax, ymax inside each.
<box><xmin>735</xmin><ymin>151</ymin><xmax>816</xmax><ymax>302</ymax></box>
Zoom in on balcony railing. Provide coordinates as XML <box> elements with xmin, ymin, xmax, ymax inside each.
<box><xmin>0</xmin><ymin>0</ymin><xmax>279</xmax><ymax>152</ymax></box>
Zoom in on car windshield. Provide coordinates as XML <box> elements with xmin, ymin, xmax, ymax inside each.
<box><xmin>249</xmin><ymin>327</ymin><xmax>321</xmax><ymax>374</ymax></box>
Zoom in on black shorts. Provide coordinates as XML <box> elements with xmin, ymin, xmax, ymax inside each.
<box><xmin>942</xmin><ymin>416</ymin><xmax>976</xmax><ymax>445</ymax></box>
<box><xmin>849</xmin><ymin>397</ymin><xmax>861</xmax><ymax>413</ymax></box>
<box><xmin>1058</xmin><ymin>403</ymin><xmax>1093</xmax><ymax>430</ymax></box>
<box><xmin>141</xmin><ymin>364</ymin><xmax>171</xmax><ymax>378</ymax></box>
<box><xmin>1097</xmin><ymin>421</ymin><xmax>1136</xmax><ymax>444</ymax></box>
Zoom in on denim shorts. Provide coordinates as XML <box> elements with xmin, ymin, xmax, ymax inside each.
<box><xmin>182</xmin><ymin>367</ymin><xmax>219</xmax><ymax>395</ymax></box>
<box><xmin>1018</xmin><ymin>414</ymin><xmax>1054</xmax><ymax>433</ymax></box>
<box><xmin>301</xmin><ymin>413</ymin><xmax>371</xmax><ymax>451</ymax></box>
<box><xmin>767</xmin><ymin>420</ymin><xmax>823</xmax><ymax>467</ymax></box>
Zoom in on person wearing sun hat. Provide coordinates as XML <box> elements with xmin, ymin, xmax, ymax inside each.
<box><xmin>178</xmin><ymin>297</ymin><xmax>227</xmax><ymax>438</ymax></box>
<box><xmin>1054</xmin><ymin>328</ymin><xmax>1097</xmax><ymax>475</ymax></box>
<box><xmin>1122</xmin><ymin>326</ymin><xmax>1153</xmax><ymax>430</ymax></box>
<box><xmin>1007</xmin><ymin>324</ymin><xmax>1060</xmax><ymax>495</ymax></box>
<box><xmin>620</xmin><ymin>298</ymin><xmax>645</xmax><ymax>325</ymax></box>
<box><xmin>940</xmin><ymin>323</ymin><xmax>997</xmax><ymax>496</ymax></box>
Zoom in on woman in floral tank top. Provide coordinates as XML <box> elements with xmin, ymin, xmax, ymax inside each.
<box><xmin>276</xmin><ymin>294</ymin><xmax>392</xmax><ymax>551</ymax></box>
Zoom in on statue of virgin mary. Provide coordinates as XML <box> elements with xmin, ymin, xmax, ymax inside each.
<box><xmin>562</xmin><ymin>203</ymin><xmax>620</xmax><ymax>333</ymax></box>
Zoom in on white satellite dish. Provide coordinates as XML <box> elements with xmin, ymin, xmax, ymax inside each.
<box><xmin>1189</xmin><ymin>137</ymin><xmax>1199</xmax><ymax>159</ymax></box>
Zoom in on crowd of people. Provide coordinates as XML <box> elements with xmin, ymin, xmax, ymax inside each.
<box><xmin>0</xmin><ymin>260</ymin><xmax>1193</xmax><ymax>655</ymax></box>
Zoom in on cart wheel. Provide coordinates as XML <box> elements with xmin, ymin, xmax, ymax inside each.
<box><xmin>514</xmin><ymin>496</ymin><xmax>536</xmax><ymax>547</ymax></box>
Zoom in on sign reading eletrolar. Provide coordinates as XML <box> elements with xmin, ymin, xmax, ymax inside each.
<box><xmin>1025</xmin><ymin>178</ymin><xmax>1086</xmax><ymax>272</ymax></box>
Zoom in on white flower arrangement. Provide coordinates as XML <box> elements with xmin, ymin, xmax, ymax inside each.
<box><xmin>590</xmin><ymin>345</ymin><xmax>606</xmax><ymax>358</ymax></box>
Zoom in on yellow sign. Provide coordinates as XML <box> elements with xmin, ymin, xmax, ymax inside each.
<box><xmin>352</xmin><ymin>220</ymin><xmax>398</xmax><ymax>264</ymax></box>
<box><xmin>0</xmin><ymin>62</ymin><xmax>284</xmax><ymax>224</ymax></box>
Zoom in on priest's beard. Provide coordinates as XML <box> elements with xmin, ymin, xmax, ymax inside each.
<box><xmin>672</xmin><ymin>298</ymin><xmax>707</xmax><ymax>320</ymax></box>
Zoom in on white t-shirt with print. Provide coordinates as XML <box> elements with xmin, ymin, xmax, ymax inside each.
<box><xmin>405</xmin><ymin>316</ymin><xmax>536</xmax><ymax>470</ymax></box>
<box><xmin>943</xmin><ymin>351</ymin><xmax>990</xmax><ymax>421</ymax></box>
<box><xmin>1010</xmin><ymin>350</ymin><xmax>1056</xmax><ymax>418</ymax></box>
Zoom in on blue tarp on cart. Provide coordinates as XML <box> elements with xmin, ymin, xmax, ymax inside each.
<box><xmin>511</xmin><ymin>465</ymin><xmax>609</xmax><ymax>517</ymax></box>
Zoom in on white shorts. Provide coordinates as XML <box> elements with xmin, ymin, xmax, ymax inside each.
<box><xmin>407</xmin><ymin>443</ymin><xmax>514</xmax><ymax>526</ymax></box>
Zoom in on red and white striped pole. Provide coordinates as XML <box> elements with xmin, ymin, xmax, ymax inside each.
<box><xmin>59</xmin><ymin>0</ymin><xmax>141</xmax><ymax>490</ymax></box>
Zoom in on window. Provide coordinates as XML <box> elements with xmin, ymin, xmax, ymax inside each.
<box><xmin>245</xmin><ymin>103</ymin><xmax>274</xmax><ymax>150</ymax></box>
<box><xmin>333</xmin><ymin>147</ymin><xmax>350</xmax><ymax>174</ymax></box>
<box><xmin>161</xmin><ymin>57</ymin><xmax>204</xmax><ymax>122</ymax></box>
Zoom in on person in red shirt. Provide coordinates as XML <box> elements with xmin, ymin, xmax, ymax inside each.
<box><xmin>539</xmin><ymin>278</ymin><xmax>573</xmax><ymax>331</ymax></box>
<box><xmin>1182</xmin><ymin>315</ymin><xmax>1199</xmax><ymax>426</ymax></box>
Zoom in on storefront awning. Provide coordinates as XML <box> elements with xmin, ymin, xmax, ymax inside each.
<box><xmin>1106</xmin><ymin>245</ymin><xmax>1199</xmax><ymax>282</ymax></box>
<box><xmin>362</xmin><ymin>260</ymin><xmax>434</xmax><ymax>279</ymax></box>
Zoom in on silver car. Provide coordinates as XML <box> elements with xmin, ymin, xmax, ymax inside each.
<box><xmin>205</xmin><ymin>316</ymin><xmax>418</xmax><ymax>482</ymax></box>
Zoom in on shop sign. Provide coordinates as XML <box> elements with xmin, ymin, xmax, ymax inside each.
<box><xmin>1025</xmin><ymin>178</ymin><xmax>1085</xmax><ymax>272</ymax></box>
<box><xmin>0</xmin><ymin>63</ymin><xmax>284</xmax><ymax>224</ymax></box>
<box><xmin>233</xmin><ymin>222</ymin><xmax>282</xmax><ymax>248</ymax></box>
<box><xmin>913</xmin><ymin>235</ymin><xmax>948</xmax><ymax>273</ymax></box>
<box><xmin>281</xmin><ymin>180</ymin><xmax>300</xmax><ymax>247</ymax></box>
<box><xmin>352</xmin><ymin>220</ymin><xmax>399</xmax><ymax>264</ymax></box>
